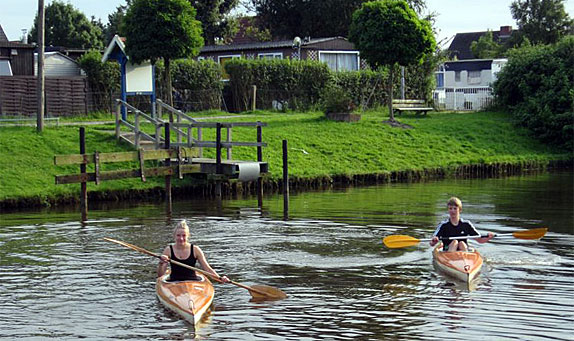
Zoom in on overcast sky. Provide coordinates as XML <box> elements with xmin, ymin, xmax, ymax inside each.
<box><xmin>1</xmin><ymin>0</ymin><xmax>573</xmax><ymax>48</ymax></box>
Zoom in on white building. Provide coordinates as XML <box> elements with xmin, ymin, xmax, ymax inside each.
<box><xmin>34</xmin><ymin>52</ymin><xmax>84</xmax><ymax>77</ymax></box>
<box><xmin>434</xmin><ymin>58</ymin><xmax>507</xmax><ymax>111</ymax></box>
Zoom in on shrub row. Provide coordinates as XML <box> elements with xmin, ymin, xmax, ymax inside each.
<box><xmin>494</xmin><ymin>35</ymin><xmax>574</xmax><ymax>151</ymax></box>
<box><xmin>81</xmin><ymin>54</ymin><xmax>437</xmax><ymax>114</ymax></box>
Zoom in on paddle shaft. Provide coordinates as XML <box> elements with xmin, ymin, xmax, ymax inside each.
<box><xmin>431</xmin><ymin>232</ymin><xmax>532</xmax><ymax>242</ymax></box>
<box><xmin>421</xmin><ymin>234</ymin><xmax>491</xmax><ymax>242</ymax></box>
<box><xmin>103</xmin><ymin>238</ymin><xmax>271</xmax><ymax>297</ymax></box>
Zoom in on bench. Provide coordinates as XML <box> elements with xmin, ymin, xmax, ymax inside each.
<box><xmin>392</xmin><ymin>99</ymin><xmax>434</xmax><ymax>116</ymax></box>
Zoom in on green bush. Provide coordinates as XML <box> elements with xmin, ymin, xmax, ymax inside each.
<box><xmin>331</xmin><ymin>69</ymin><xmax>387</xmax><ymax>110</ymax></box>
<box><xmin>494</xmin><ymin>35</ymin><xmax>574</xmax><ymax>150</ymax></box>
<box><xmin>77</xmin><ymin>50</ymin><xmax>120</xmax><ymax>112</ymax></box>
<box><xmin>154</xmin><ymin>59</ymin><xmax>223</xmax><ymax>111</ymax></box>
<box><xmin>225</xmin><ymin>58</ymin><xmax>332</xmax><ymax>111</ymax></box>
<box><xmin>321</xmin><ymin>84</ymin><xmax>355</xmax><ymax>114</ymax></box>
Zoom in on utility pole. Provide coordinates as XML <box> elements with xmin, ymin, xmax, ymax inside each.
<box><xmin>37</xmin><ymin>0</ymin><xmax>45</xmax><ymax>132</ymax></box>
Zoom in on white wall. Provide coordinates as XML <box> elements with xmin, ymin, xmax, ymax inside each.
<box><xmin>34</xmin><ymin>52</ymin><xmax>82</xmax><ymax>77</ymax></box>
<box><xmin>444</xmin><ymin>69</ymin><xmax>493</xmax><ymax>87</ymax></box>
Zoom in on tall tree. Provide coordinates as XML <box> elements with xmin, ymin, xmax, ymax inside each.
<box><xmin>192</xmin><ymin>0</ymin><xmax>240</xmax><ymax>44</ymax></box>
<box><xmin>349</xmin><ymin>0</ymin><xmax>435</xmax><ymax>122</ymax></box>
<box><xmin>104</xmin><ymin>3</ymin><xmax>129</xmax><ymax>44</ymax></box>
<box><xmin>510</xmin><ymin>0</ymin><xmax>574</xmax><ymax>45</ymax></box>
<box><xmin>250</xmin><ymin>0</ymin><xmax>426</xmax><ymax>40</ymax></box>
<box><xmin>29</xmin><ymin>0</ymin><xmax>104</xmax><ymax>48</ymax></box>
<box><xmin>124</xmin><ymin>0</ymin><xmax>203</xmax><ymax>106</ymax></box>
<box><xmin>470</xmin><ymin>31</ymin><xmax>505</xmax><ymax>58</ymax></box>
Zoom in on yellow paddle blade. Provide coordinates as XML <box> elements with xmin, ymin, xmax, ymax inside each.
<box><xmin>249</xmin><ymin>284</ymin><xmax>288</xmax><ymax>300</ymax></box>
<box><xmin>512</xmin><ymin>227</ymin><xmax>548</xmax><ymax>240</ymax></box>
<box><xmin>383</xmin><ymin>235</ymin><xmax>421</xmax><ymax>248</ymax></box>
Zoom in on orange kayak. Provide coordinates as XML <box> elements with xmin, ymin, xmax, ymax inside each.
<box><xmin>432</xmin><ymin>244</ymin><xmax>483</xmax><ymax>283</ymax></box>
<box><xmin>156</xmin><ymin>273</ymin><xmax>215</xmax><ymax>325</ymax></box>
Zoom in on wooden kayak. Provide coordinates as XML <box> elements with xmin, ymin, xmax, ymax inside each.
<box><xmin>432</xmin><ymin>243</ymin><xmax>483</xmax><ymax>283</ymax></box>
<box><xmin>156</xmin><ymin>273</ymin><xmax>215</xmax><ymax>325</ymax></box>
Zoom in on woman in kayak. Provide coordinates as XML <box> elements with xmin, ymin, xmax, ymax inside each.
<box><xmin>157</xmin><ymin>220</ymin><xmax>230</xmax><ymax>283</ymax></box>
<box><xmin>430</xmin><ymin>197</ymin><xmax>494</xmax><ymax>252</ymax></box>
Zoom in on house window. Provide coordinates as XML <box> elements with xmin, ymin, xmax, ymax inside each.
<box><xmin>436</xmin><ymin>72</ymin><xmax>444</xmax><ymax>88</ymax></box>
<box><xmin>455</xmin><ymin>71</ymin><xmax>461</xmax><ymax>82</ymax></box>
<box><xmin>0</xmin><ymin>60</ymin><xmax>13</xmax><ymax>76</ymax></box>
<box><xmin>258</xmin><ymin>52</ymin><xmax>282</xmax><ymax>59</ymax></box>
<box><xmin>467</xmin><ymin>70</ymin><xmax>481</xmax><ymax>84</ymax></box>
<box><xmin>218</xmin><ymin>55</ymin><xmax>241</xmax><ymax>80</ymax></box>
<box><xmin>318</xmin><ymin>51</ymin><xmax>359</xmax><ymax>71</ymax></box>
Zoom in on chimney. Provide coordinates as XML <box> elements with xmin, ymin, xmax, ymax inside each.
<box><xmin>499</xmin><ymin>26</ymin><xmax>512</xmax><ymax>37</ymax></box>
<box><xmin>21</xmin><ymin>29</ymin><xmax>28</xmax><ymax>44</ymax></box>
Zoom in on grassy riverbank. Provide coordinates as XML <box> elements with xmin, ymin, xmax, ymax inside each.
<box><xmin>0</xmin><ymin>110</ymin><xmax>571</xmax><ymax>207</ymax></box>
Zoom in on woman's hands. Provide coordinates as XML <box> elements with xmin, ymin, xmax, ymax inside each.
<box><xmin>430</xmin><ymin>236</ymin><xmax>439</xmax><ymax>246</ymax></box>
<box><xmin>160</xmin><ymin>254</ymin><xmax>170</xmax><ymax>264</ymax></box>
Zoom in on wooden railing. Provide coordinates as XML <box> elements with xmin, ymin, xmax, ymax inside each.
<box><xmin>115</xmin><ymin>99</ymin><xmax>267</xmax><ymax>160</ymax></box>
<box><xmin>115</xmin><ymin>99</ymin><xmax>163</xmax><ymax>149</ymax></box>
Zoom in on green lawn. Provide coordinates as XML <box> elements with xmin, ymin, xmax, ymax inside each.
<box><xmin>0</xmin><ymin>109</ymin><xmax>570</xmax><ymax>205</ymax></box>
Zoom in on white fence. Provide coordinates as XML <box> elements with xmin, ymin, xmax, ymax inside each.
<box><xmin>433</xmin><ymin>87</ymin><xmax>494</xmax><ymax>111</ymax></box>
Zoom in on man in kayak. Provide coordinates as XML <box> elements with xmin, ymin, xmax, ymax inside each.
<box><xmin>430</xmin><ymin>197</ymin><xmax>494</xmax><ymax>252</ymax></box>
<box><xmin>157</xmin><ymin>220</ymin><xmax>230</xmax><ymax>283</ymax></box>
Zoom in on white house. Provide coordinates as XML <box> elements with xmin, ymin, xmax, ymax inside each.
<box><xmin>34</xmin><ymin>51</ymin><xmax>84</xmax><ymax>77</ymax></box>
<box><xmin>434</xmin><ymin>58</ymin><xmax>507</xmax><ymax>111</ymax></box>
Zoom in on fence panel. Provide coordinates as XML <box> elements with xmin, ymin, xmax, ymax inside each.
<box><xmin>0</xmin><ymin>76</ymin><xmax>100</xmax><ymax>116</ymax></box>
<box><xmin>433</xmin><ymin>87</ymin><xmax>493</xmax><ymax>111</ymax></box>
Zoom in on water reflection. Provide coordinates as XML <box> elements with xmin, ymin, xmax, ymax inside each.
<box><xmin>0</xmin><ymin>171</ymin><xmax>572</xmax><ymax>340</ymax></box>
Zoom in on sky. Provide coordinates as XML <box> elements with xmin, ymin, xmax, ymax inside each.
<box><xmin>1</xmin><ymin>0</ymin><xmax>573</xmax><ymax>48</ymax></box>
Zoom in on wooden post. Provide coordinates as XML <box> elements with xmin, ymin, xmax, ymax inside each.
<box><xmin>115</xmin><ymin>100</ymin><xmax>121</xmax><ymax>140</ymax></box>
<box><xmin>215</xmin><ymin>123</ymin><xmax>222</xmax><ymax>197</ymax></box>
<box><xmin>257</xmin><ymin>123</ymin><xmax>263</xmax><ymax>207</ymax></box>
<box><xmin>282</xmin><ymin>139</ymin><xmax>289</xmax><ymax>219</ymax></box>
<box><xmin>226</xmin><ymin>126</ymin><xmax>232</xmax><ymax>160</ymax></box>
<box><xmin>177</xmin><ymin>112</ymin><xmax>182</xmax><ymax>145</ymax></box>
<box><xmin>198</xmin><ymin>127</ymin><xmax>203</xmax><ymax>158</ymax></box>
<box><xmin>36</xmin><ymin>0</ymin><xmax>45</xmax><ymax>132</ymax></box>
<box><xmin>252</xmin><ymin>85</ymin><xmax>257</xmax><ymax>111</ymax></box>
<box><xmin>165</xmin><ymin>123</ymin><xmax>172</xmax><ymax>212</ymax></box>
<box><xmin>79</xmin><ymin>127</ymin><xmax>87</xmax><ymax>221</ymax></box>
<box><xmin>134</xmin><ymin>113</ymin><xmax>140</xmax><ymax>148</ymax></box>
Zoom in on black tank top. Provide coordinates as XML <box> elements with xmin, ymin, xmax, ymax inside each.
<box><xmin>168</xmin><ymin>244</ymin><xmax>200</xmax><ymax>281</ymax></box>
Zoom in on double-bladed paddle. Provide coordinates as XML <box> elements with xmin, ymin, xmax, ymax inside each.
<box><xmin>104</xmin><ymin>237</ymin><xmax>287</xmax><ymax>300</ymax></box>
<box><xmin>383</xmin><ymin>227</ymin><xmax>548</xmax><ymax>249</ymax></box>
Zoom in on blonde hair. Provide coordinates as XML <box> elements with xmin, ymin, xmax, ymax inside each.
<box><xmin>447</xmin><ymin>197</ymin><xmax>462</xmax><ymax>209</ymax></box>
<box><xmin>173</xmin><ymin>220</ymin><xmax>190</xmax><ymax>240</ymax></box>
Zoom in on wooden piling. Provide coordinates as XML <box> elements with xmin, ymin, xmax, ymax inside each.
<box><xmin>282</xmin><ymin>139</ymin><xmax>289</xmax><ymax>218</ymax></box>
<box><xmin>79</xmin><ymin>127</ymin><xmax>87</xmax><ymax>221</ymax></box>
<box><xmin>215</xmin><ymin>123</ymin><xmax>222</xmax><ymax>197</ymax></box>
<box><xmin>164</xmin><ymin>123</ymin><xmax>172</xmax><ymax>212</ymax></box>
<box><xmin>257</xmin><ymin>123</ymin><xmax>263</xmax><ymax>207</ymax></box>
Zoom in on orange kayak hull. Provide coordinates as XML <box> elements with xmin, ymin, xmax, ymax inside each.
<box><xmin>432</xmin><ymin>244</ymin><xmax>483</xmax><ymax>283</ymax></box>
<box><xmin>156</xmin><ymin>273</ymin><xmax>215</xmax><ymax>325</ymax></box>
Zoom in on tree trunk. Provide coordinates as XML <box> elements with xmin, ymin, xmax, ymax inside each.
<box><xmin>388</xmin><ymin>64</ymin><xmax>395</xmax><ymax>122</ymax></box>
<box><xmin>165</xmin><ymin>58</ymin><xmax>173</xmax><ymax>122</ymax></box>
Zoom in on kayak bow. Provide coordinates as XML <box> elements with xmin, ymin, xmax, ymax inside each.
<box><xmin>432</xmin><ymin>243</ymin><xmax>483</xmax><ymax>284</ymax></box>
<box><xmin>156</xmin><ymin>272</ymin><xmax>215</xmax><ymax>325</ymax></box>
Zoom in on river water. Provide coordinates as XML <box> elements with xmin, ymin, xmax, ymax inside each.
<box><xmin>0</xmin><ymin>171</ymin><xmax>573</xmax><ymax>340</ymax></box>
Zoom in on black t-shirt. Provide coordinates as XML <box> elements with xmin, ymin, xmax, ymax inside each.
<box><xmin>433</xmin><ymin>218</ymin><xmax>480</xmax><ymax>250</ymax></box>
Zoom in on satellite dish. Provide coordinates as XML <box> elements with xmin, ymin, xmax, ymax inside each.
<box><xmin>292</xmin><ymin>36</ymin><xmax>301</xmax><ymax>48</ymax></box>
